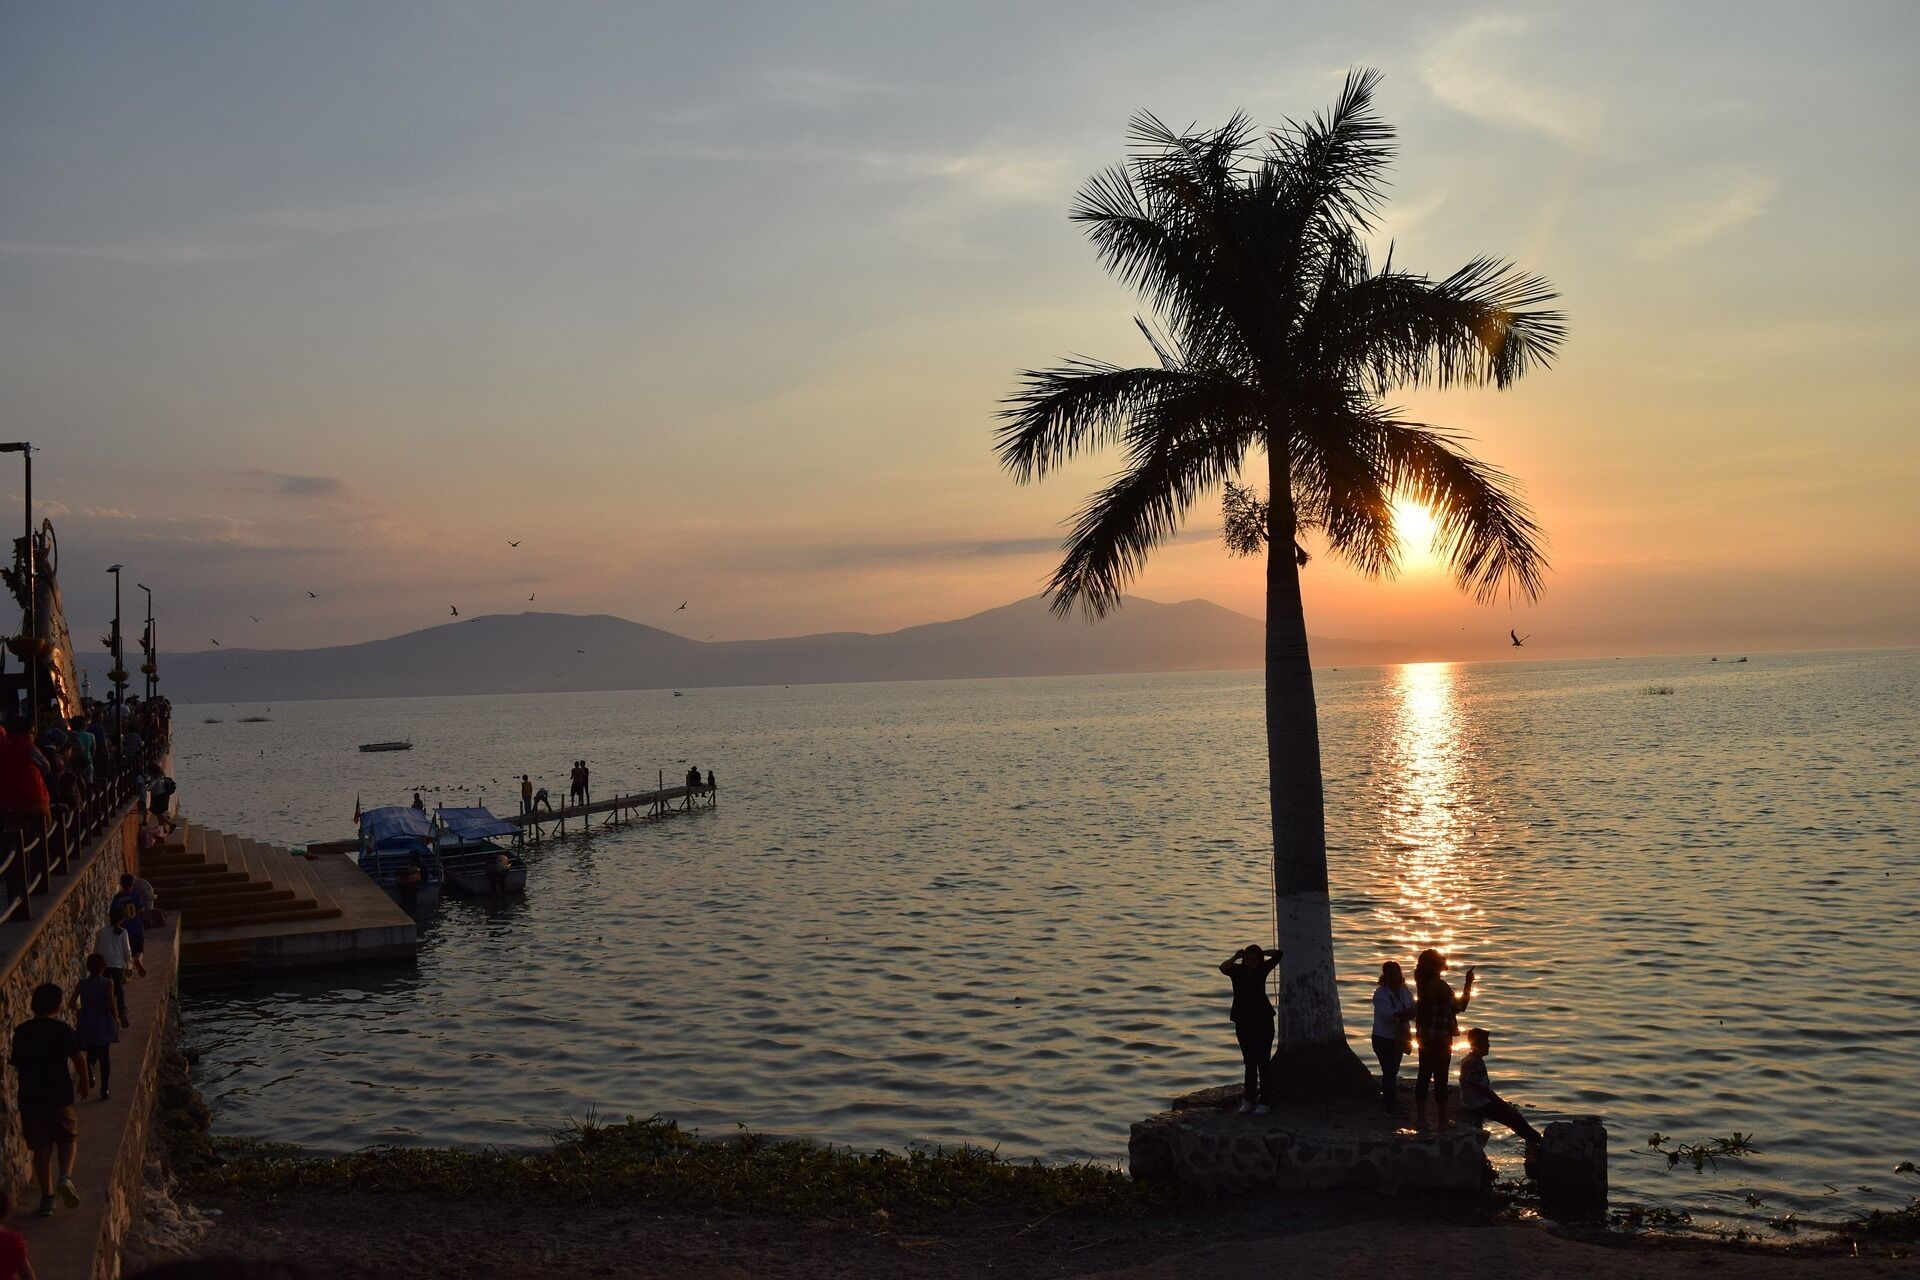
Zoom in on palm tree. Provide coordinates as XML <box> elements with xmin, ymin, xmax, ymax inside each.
<box><xmin>996</xmin><ymin>70</ymin><xmax>1564</xmax><ymax>1097</ymax></box>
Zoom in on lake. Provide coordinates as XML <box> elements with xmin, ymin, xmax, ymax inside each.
<box><xmin>170</xmin><ymin>649</ymin><xmax>1919</xmax><ymax>1225</ymax></box>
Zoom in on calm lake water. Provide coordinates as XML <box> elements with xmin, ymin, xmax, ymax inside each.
<box><xmin>172</xmin><ymin>650</ymin><xmax>1918</xmax><ymax>1224</ymax></box>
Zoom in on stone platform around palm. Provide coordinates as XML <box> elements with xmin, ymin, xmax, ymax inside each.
<box><xmin>1128</xmin><ymin>1085</ymin><xmax>1489</xmax><ymax>1196</ymax></box>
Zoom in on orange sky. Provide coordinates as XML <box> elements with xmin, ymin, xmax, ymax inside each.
<box><xmin>8</xmin><ymin>4</ymin><xmax>1917</xmax><ymax>660</ymax></box>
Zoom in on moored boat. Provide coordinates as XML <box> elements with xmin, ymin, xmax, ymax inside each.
<box><xmin>433</xmin><ymin>806</ymin><xmax>527</xmax><ymax>896</ymax></box>
<box><xmin>357</xmin><ymin>805</ymin><xmax>443</xmax><ymax>911</ymax></box>
<box><xmin>358</xmin><ymin>740</ymin><xmax>414</xmax><ymax>752</ymax></box>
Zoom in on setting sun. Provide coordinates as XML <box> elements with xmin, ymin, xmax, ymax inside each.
<box><xmin>1392</xmin><ymin>498</ymin><xmax>1440</xmax><ymax>564</ymax></box>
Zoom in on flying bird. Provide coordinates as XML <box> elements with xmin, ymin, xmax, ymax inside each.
<box><xmin>250</xmin><ymin>615</ymin><xmax>260</xmax><ymax>623</ymax></box>
<box><xmin>576</xmin><ymin>649</ymin><xmax>586</xmax><ymax>654</ymax></box>
<box><xmin>306</xmin><ymin>591</ymin><xmax>319</xmax><ymax>599</ymax></box>
<box><xmin>450</xmin><ymin>605</ymin><xmax>459</xmax><ymax>616</ymax></box>
<box><xmin>677</xmin><ymin>601</ymin><xmax>688</xmax><ymax>611</ymax></box>
<box><xmin>508</xmin><ymin>540</ymin><xmax>520</xmax><ymax>548</ymax></box>
<box><xmin>528</xmin><ymin>593</ymin><xmax>536</xmax><ymax>602</ymax></box>
<box><xmin>1509</xmin><ymin>629</ymin><xmax>1529</xmax><ymax>647</ymax></box>
<box><xmin>211</xmin><ymin>639</ymin><xmax>220</xmax><ymax>646</ymax></box>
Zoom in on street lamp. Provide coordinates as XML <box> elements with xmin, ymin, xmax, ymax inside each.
<box><xmin>106</xmin><ymin>563</ymin><xmax>124</xmax><ymax>757</ymax></box>
<box><xmin>1</xmin><ymin>443</ymin><xmax>32</xmax><ymax>725</ymax></box>
<box><xmin>136</xmin><ymin>582</ymin><xmax>155</xmax><ymax>701</ymax></box>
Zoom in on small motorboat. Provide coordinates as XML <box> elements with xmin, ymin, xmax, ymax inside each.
<box><xmin>357</xmin><ymin>805</ymin><xmax>443</xmax><ymax>911</ymax></box>
<box><xmin>433</xmin><ymin>806</ymin><xmax>527</xmax><ymax>896</ymax></box>
<box><xmin>359</xmin><ymin>740</ymin><xmax>414</xmax><ymax>752</ymax></box>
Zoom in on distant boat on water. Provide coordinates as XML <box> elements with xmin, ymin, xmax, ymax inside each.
<box><xmin>358</xmin><ymin>740</ymin><xmax>414</xmax><ymax>753</ymax></box>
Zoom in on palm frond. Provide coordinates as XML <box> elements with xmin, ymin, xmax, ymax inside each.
<box><xmin>1376</xmin><ymin>419</ymin><xmax>1549</xmax><ymax>602</ymax></box>
<box><xmin>1288</xmin><ymin>404</ymin><xmax>1398</xmax><ymax>579</ymax></box>
<box><xmin>1312</xmin><ymin>256</ymin><xmax>1567</xmax><ymax>392</ymax></box>
<box><xmin>1049</xmin><ymin>418</ymin><xmax>1251</xmax><ymax>619</ymax></box>
<box><xmin>1269</xmin><ymin>67</ymin><xmax>1395</xmax><ymax>231</ymax></box>
<box><xmin>996</xmin><ymin>360</ymin><xmax>1203</xmax><ymax>482</ymax></box>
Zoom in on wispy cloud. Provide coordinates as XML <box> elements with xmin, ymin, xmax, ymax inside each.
<box><xmin>1634</xmin><ymin>169</ymin><xmax>1780</xmax><ymax>258</ymax></box>
<box><xmin>0</xmin><ymin>236</ymin><xmax>278</xmax><ymax>266</ymax></box>
<box><xmin>1419</xmin><ymin>13</ymin><xmax>1607</xmax><ymax>148</ymax></box>
<box><xmin>238</xmin><ymin>470</ymin><xmax>352</xmax><ymax>499</ymax></box>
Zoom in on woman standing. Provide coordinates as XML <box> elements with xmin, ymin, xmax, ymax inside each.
<box><xmin>1218</xmin><ymin>944</ymin><xmax>1282</xmax><ymax>1115</ymax></box>
<box><xmin>1413</xmin><ymin>948</ymin><xmax>1474</xmax><ymax>1128</ymax></box>
<box><xmin>1371</xmin><ymin>961</ymin><xmax>1416</xmax><ymax>1114</ymax></box>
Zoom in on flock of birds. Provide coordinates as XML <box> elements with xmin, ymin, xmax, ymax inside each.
<box><xmin>210</xmin><ymin>539</ymin><xmax>691</xmax><ymax>647</ymax></box>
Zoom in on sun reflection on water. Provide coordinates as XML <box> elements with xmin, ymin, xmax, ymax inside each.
<box><xmin>1374</xmin><ymin>662</ymin><xmax>1489</xmax><ymax>957</ymax></box>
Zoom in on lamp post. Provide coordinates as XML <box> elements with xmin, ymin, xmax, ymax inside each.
<box><xmin>1</xmin><ymin>442</ymin><xmax>31</xmax><ymax>725</ymax></box>
<box><xmin>136</xmin><ymin>582</ymin><xmax>155</xmax><ymax>701</ymax></box>
<box><xmin>107</xmin><ymin>563</ymin><xmax>124</xmax><ymax>758</ymax></box>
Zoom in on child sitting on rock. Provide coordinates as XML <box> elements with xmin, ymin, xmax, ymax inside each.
<box><xmin>1458</xmin><ymin>1027</ymin><xmax>1542</xmax><ymax>1146</ymax></box>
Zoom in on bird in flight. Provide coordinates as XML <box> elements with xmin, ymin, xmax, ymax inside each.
<box><xmin>576</xmin><ymin>649</ymin><xmax>586</xmax><ymax>654</ymax></box>
<box><xmin>508</xmin><ymin>540</ymin><xmax>520</xmax><ymax>548</ymax></box>
<box><xmin>1509</xmin><ymin>629</ymin><xmax>1529</xmax><ymax>647</ymax></box>
<box><xmin>527</xmin><ymin>593</ymin><xmax>536</xmax><ymax>602</ymax></box>
<box><xmin>306</xmin><ymin>591</ymin><xmax>319</xmax><ymax>599</ymax></box>
<box><xmin>250</xmin><ymin>615</ymin><xmax>260</xmax><ymax>622</ymax></box>
<box><xmin>677</xmin><ymin>601</ymin><xmax>688</xmax><ymax>611</ymax></box>
<box><xmin>211</xmin><ymin>638</ymin><xmax>220</xmax><ymax>646</ymax></box>
<box><xmin>450</xmin><ymin>605</ymin><xmax>460</xmax><ymax>617</ymax></box>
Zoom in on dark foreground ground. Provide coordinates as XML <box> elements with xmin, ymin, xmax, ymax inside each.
<box><xmin>143</xmin><ymin>1191</ymin><xmax>1918</xmax><ymax>1279</ymax></box>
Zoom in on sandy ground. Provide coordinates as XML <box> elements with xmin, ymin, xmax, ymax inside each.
<box><xmin>133</xmin><ymin>1191</ymin><xmax>1917</xmax><ymax>1279</ymax></box>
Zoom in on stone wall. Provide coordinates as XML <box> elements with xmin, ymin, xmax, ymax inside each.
<box><xmin>0</xmin><ymin>807</ymin><xmax>140</xmax><ymax>1192</ymax></box>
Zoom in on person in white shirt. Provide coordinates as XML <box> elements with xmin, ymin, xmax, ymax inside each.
<box><xmin>90</xmin><ymin>909</ymin><xmax>134</xmax><ymax>1029</ymax></box>
<box><xmin>1371</xmin><ymin>960</ymin><xmax>1416</xmax><ymax>1114</ymax></box>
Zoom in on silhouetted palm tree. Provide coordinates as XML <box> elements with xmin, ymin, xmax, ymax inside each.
<box><xmin>997</xmin><ymin>70</ymin><xmax>1563</xmax><ymax>1096</ymax></box>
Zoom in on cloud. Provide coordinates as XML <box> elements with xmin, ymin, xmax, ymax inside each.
<box><xmin>238</xmin><ymin>470</ymin><xmax>351</xmax><ymax>499</ymax></box>
<box><xmin>1419</xmin><ymin>13</ymin><xmax>1606</xmax><ymax>147</ymax></box>
<box><xmin>1634</xmin><ymin>169</ymin><xmax>1780</xmax><ymax>258</ymax></box>
<box><xmin>0</xmin><ymin>236</ymin><xmax>278</xmax><ymax>266</ymax></box>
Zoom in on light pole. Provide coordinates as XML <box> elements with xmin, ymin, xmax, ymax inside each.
<box><xmin>136</xmin><ymin>582</ymin><xmax>155</xmax><ymax>701</ymax></box>
<box><xmin>1</xmin><ymin>443</ymin><xmax>32</xmax><ymax>725</ymax></box>
<box><xmin>107</xmin><ymin>563</ymin><xmax>124</xmax><ymax>758</ymax></box>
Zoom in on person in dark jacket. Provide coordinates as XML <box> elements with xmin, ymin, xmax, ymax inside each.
<box><xmin>1218</xmin><ymin>944</ymin><xmax>1282</xmax><ymax>1114</ymax></box>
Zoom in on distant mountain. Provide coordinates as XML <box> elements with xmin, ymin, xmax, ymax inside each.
<box><xmin>79</xmin><ymin>596</ymin><xmax>1420</xmax><ymax>703</ymax></box>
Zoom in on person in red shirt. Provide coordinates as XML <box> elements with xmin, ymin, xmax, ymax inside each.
<box><xmin>0</xmin><ymin>718</ymin><xmax>51</xmax><ymax>834</ymax></box>
<box><xmin>0</xmin><ymin>1184</ymin><xmax>35</xmax><ymax>1278</ymax></box>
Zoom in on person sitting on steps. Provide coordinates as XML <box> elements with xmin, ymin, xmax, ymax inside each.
<box><xmin>1458</xmin><ymin>1027</ymin><xmax>1543</xmax><ymax>1147</ymax></box>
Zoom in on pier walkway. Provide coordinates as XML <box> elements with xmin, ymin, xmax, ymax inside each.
<box><xmin>147</xmin><ymin>823</ymin><xmax>416</xmax><ymax>986</ymax></box>
<box><xmin>304</xmin><ymin>782</ymin><xmax>719</xmax><ymax>856</ymax></box>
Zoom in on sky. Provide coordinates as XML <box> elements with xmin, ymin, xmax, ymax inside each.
<box><xmin>4</xmin><ymin>1</ymin><xmax>1917</xmax><ymax>661</ymax></box>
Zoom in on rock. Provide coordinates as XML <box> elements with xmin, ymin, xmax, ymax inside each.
<box><xmin>1537</xmin><ymin>1116</ymin><xmax>1608</xmax><ymax>1222</ymax></box>
<box><xmin>1127</xmin><ymin>1115</ymin><xmax>1177</xmax><ymax>1184</ymax></box>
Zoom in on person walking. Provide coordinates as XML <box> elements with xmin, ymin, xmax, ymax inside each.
<box><xmin>10</xmin><ymin>982</ymin><xmax>89</xmax><ymax>1218</ymax></box>
<box><xmin>70</xmin><ymin>955</ymin><xmax>119</xmax><ymax>1103</ymax></box>
<box><xmin>90</xmin><ymin>910</ymin><xmax>134</xmax><ymax>1029</ymax></box>
<box><xmin>1371</xmin><ymin>960</ymin><xmax>1416</xmax><ymax>1114</ymax></box>
<box><xmin>109</xmin><ymin>882</ymin><xmax>147</xmax><ymax>978</ymax></box>
<box><xmin>1218</xmin><ymin>944</ymin><xmax>1281</xmax><ymax>1115</ymax></box>
<box><xmin>1413</xmin><ymin>948</ymin><xmax>1474</xmax><ymax>1128</ymax></box>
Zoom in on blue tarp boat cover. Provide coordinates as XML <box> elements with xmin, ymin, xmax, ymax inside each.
<box><xmin>360</xmin><ymin>806</ymin><xmax>433</xmax><ymax>844</ymax></box>
<box><xmin>437</xmin><ymin>807</ymin><xmax>518</xmax><ymax>840</ymax></box>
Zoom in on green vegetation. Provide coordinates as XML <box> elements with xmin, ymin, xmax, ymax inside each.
<box><xmin>185</xmin><ymin>1115</ymin><xmax>1165</xmax><ymax>1220</ymax></box>
<box><xmin>1644</xmin><ymin>1131</ymin><xmax>1761</xmax><ymax>1172</ymax></box>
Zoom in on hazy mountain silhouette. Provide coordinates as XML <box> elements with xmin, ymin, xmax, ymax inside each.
<box><xmin>87</xmin><ymin>596</ymin><xmax>1420</xmax><ymax>702</ymax></box>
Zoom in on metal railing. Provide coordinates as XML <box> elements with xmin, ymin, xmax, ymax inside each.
<box><xmin>0</xmin><ymin>762</ymin><xmax>139</xmax><ymax>925</ymax></box>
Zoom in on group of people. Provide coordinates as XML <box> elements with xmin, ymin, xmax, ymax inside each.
<box><xmin>1221</xmin><ymin>944</ymin><xmax>1543</xmax><ymax>1147</ymax></box>
<box><xmin>8</xmin><ymin>870</ymin><xmax>160</xmax><ymax>1232</ymax></box>
<box><xmin>684</xmin><ymin>765</ymin><xmax>714</xmax><ymax>793</ymax></box>
<box><xmin>0</xmin><ymin>694</ymin><xmax>175</xmax><ymax>847</ymax></box>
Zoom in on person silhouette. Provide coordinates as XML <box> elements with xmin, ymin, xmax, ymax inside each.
<box><xmin>1218</xmin><ymin>944</ymin><xmax>1281</xmax><ymax>1114</ymax></box>
<box><xmin>1413</xmin><ymin>948</ymin><xmax>1474</xmax><ymax>1128</ymax></box>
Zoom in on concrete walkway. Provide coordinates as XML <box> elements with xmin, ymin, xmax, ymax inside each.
<box><xmin>14</xmin><ymin>922</ymin><xmax>179</xmax><ymax>1280</ymax></box>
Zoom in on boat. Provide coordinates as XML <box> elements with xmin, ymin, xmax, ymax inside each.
<box><xmin>357</xmin><ymin>805</ymin><xmax>443</xmax><ymax>911</ymax></box>
<box><xmin>358</xmin><ymin>740</ymin><xmax>414</xmax><ymax>753</ymax></box>
<box><xmin>433</xmin><ymin>806</ymin><xmax>527</xmax><ymax>896</ymax></box>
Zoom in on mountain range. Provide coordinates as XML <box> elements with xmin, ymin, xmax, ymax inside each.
<box><xmin>78</xmin><ymin>595</ymin><xmax>1422</xmax><ymax>703</ymax></box>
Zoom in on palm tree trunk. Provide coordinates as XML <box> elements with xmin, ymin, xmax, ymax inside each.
<box><xmin>1264</xmin><ymin>444</ymin><xmax>1372</xmax><ymax>1099</ymax></box>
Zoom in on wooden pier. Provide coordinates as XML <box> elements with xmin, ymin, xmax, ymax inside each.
<box><xmin>305</xmin><ymin>782</ymin><xmax>718</xmax><ymax>857</ymax></box>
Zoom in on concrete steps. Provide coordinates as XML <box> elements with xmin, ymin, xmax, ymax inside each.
<box><xmin>150</xmin><ymin>824</ymin><xmax>349</xmax><ymax>973</ymax></box>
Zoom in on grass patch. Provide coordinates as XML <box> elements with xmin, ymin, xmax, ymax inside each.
<box><xmin>185</xmin><ymin>1115</ymin><xmax>1168</xmax><ymax>1221</ymax></box>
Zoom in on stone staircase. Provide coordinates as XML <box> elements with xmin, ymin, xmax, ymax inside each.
<box><xmin>144</xmin><ymin>823</ymin><xmax>345</xmax><ymax>985</ymax></box>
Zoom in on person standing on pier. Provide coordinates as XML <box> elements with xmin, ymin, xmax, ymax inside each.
<box><xmin>520</xmin><ymin>775</ymin><xmax>533</xmax><ymax>817</ymax></box>
<box><xmin>568</xmin><ymin>761</ymin><xmax>584</xmax><ymax>806</ymax></box>
<box><xmin>580</xmin><ymin>760</ymin><xmax>591</xmax><ymax>803</ymax></box>
<box><xmin>10</xmin><ymin>981</ymin><xmax>90</xmax><ymax>1218</ymax></box>
<box><xmin>1218</xmin><ymin>944</ymin><xmax>1281</xmax><ymax>1115</ymax></box>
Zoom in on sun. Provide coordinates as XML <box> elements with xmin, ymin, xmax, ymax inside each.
<box><xmin>1392</xmin><ymin>497</ymin><xmax>1439</xmax><ymax>558</ymax></box>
